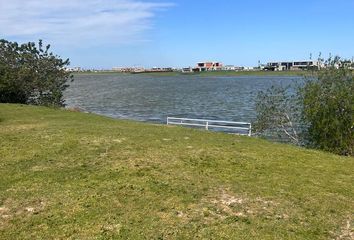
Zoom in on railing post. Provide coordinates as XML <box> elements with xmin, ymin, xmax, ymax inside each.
<box><xmin>248</xmin><ymin>124</ymin><xmax>252</xmax><ymax>136</ymax></box>
<box><xmin>206</xmin><ymin>121</ymin><xmax>209</xmax><ymax>130</ymax></box>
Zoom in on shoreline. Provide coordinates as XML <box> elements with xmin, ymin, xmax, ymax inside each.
<box><xmin>72</xmin><ymin>70</ymin><xmax>305</xmax><ymax>77</ymax></box>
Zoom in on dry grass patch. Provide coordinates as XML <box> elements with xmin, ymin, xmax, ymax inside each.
<box><xmin>0</xmin><ymin>123</ymin><xmax>46</xmax><ymax>133</ymax></box>
<box><xmin>334</xmin><ymin>218</ymin><xmax>354</xmax><ymax>240</ymax></box>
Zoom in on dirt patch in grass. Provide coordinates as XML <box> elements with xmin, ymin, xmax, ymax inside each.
<box><xmin>0</xmin><ymin>198</ymin><xmax>46</xmax><ymax>229</ymax></box>
<box><xmin>0</xmin><ymin>206</ymin><xmax>10</xmax><ymax>218</ymax></box>
<box><xmin>168</xmin><ymin>188</ymin><xmax>286</xmax><ymax>226</ymax></box>
<box><xmin>334</xmin><ymin>218</ymin><xmax>354</xmax><ymax>240</ymax></box>
<box><xmin>205</xmin><ymin>188</ymin><xmax>284</xmax><ymax>220</ymax></box>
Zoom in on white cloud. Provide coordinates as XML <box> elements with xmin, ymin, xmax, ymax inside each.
<box><xmin>0</xmin><ymin>0</ymin><xmax>172</xmax><ymax>46</ymax></box>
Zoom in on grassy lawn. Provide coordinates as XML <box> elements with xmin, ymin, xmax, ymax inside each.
<box><xmin>0</xmin><ymin>104</ymin><xmax>353</xmax><ymax>239</ymax></box>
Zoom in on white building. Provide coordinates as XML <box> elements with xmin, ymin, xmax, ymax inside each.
<box><xmin>266</xmin><ymin>60</ymin><xmax>320</xmax><ymax>71</ymax></box>
<box><xmin>194</xmin><ymin>61</ymin><xmax>223</xmax><ymax>71</ymax></box>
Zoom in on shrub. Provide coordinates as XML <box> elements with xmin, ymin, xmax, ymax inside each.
<box><xmin>254</xmin><ymin>57</ymin><xmax>353</xmax><ymax>156</ymax></box>
<box><xmin>299</xmin><ymin>62</ymin><xmax>353</xmax><ymax>155</ymax></box>
<box><xmin>0</xmin><ymin>39</ymin><xmax>72</xmax><ymax>107</ymax></box>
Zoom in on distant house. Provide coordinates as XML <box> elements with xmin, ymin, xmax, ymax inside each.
<box><xmin>65</xmin><ymin>67</ymin><xmax>82</xmax><ymax>72</ymax></box>
<box><xmin>194</xmin><ymin>61</ymin><xmax>223</xmax><ymax>72</ymax></box>
<box><xmin>223</xmin><ymin>65</ymin><xmax>235</xmax><ymax>71</ymax></box>
<box><xmin>112</xmin><ymin>67</ymin><xmax>126</xmax><ymax>72</ymax></box>
<box><xmin>112</xmin><ymin>67</ymin><xmax>146</xmax><ymax>73</ymax></box>
<box><xmin>182</xmin><ymin>67</ymin><xmax>193</xmax><ymax>73</ymax></box>
<box><xmin>340</xmin><ymin>60</ymin><xmax>354</xmax><ymax>70</ymax></box>
<box><xmin>266</xmin><ymin>60</ymin><xmax>320</xmax><ymax>71</ymax></box>
<box><xmin>223</xmin><ymin>65</ymin><xmax>244</xmax><ymax>71</ymax></box>
<box><xmin>243</xmin><ymin>66</ymin><xmax>257</xmax><ymax>71</ymax></box>
<box><xmin>151</xmin><ymin>67</ymin><xmax>173</xmax><ymax>72</ymax></box>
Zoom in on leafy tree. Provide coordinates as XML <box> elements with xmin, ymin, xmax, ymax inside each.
<box><xmin>299</xmin><ymin>58</ymin><xmax>353</xmax><ymax>155</ymax></box>
<box><xmin>0</xmin><ymin>39</ymin><xmax>72</xmax><ymax>106</ymax></box>
<box><xmin>254</xmin><ymin>57</ymin><xmax>353</xmax><ymax>156</ymax></box>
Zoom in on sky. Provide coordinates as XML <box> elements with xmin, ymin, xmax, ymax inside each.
<box><xmin>0</xmin><ymin>0</ymin><xmax>354</xmax><ymax>69</ymax></box>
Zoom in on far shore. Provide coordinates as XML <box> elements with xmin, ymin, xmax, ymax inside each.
<box><xmin>72</xmin><ymin>70</ymin><xmax>306</xmax><ymax>77</ymax></box>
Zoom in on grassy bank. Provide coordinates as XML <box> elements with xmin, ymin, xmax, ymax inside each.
<box><xmin>0</xmin><ymin>104</ymin><xmax>353</xmax><ymax>239</ymax></box>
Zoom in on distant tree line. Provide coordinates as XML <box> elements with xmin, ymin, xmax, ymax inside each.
<box><xmin>0</xmin><ymin>39</ymin><xmax>72</xmax><ymax>107</ymax></box>
<box><xmin>254</xmin><ymin>57</ymin><xmax>353</xmax><ymax>156</ymax></box>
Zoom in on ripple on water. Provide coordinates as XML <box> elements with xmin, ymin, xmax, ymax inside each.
<box><xmin>64</xmin><ymin>74</ymin><xmax>301</xmax><ymax>124</ymax></box>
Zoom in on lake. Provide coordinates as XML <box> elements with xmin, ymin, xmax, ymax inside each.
<box><xmin>64</xmin><ymin>73</ymin><xmax>300</xmax><ymax>124</ymax></box>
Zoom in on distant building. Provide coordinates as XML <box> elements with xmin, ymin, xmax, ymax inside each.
<box><xmin>112</xmin><ymin>67</ymin><xmax>127</xmax><ymax>72</ymax></box>
<box><xmin>243</xmin><ymin>66</ymin><xmax>257</xmax><ymax>71</ymax></box>
<box><xmin>258</xmin><ymin>64</ymin><xmax>267</xmax><ymax>70</ymax></box>
<box><xmin>223</xmin><ymin>65</ymin><xmax>244</xmax><ymax>71</ymax></box>
<box><xmin>194</xmin><ymin>61</ymin><xmax>223</xmax><ymax>71</ymax></box>
<box><xmin>112</xmin><ymin>67</ymin><xmax>145</xmax><ymax>73</ymax></box>
<box><xmin>65</xmin><ymin>67</ymin><xmax>82</xmax><ymax>72</ymax></box>
<box><xmin>151</xmin><ymin>67</ymin><xmax>173</xmax><ymax>72</ymax></box>
<box><xmin>223</xmin><ymin>65</ymin><xmax>235</xmax><ymax>71</ymax></box>
<box><xmin>182</xmin><ymin>67</ymin><xmax>193</xmax><ymax>73</ymax></box>
<box><xmin>266</xmin><ymin>60</ymin><xmax>319</xmax><ymax>71</ymax></box>
<box><xmin>340</xmin><ymin>60</ymin><xmax>354</xmax><ymax>70</ymax></box>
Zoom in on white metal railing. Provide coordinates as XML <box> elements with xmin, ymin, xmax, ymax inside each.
<box><xmin>167</xmin><ymin>117</ymin><xmax>252</xmax><ymax>136</ymax></box>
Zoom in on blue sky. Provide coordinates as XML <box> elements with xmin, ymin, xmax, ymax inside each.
<box><xmin>1</xmin><ymin>0</ymin><xmax>353</xmax><ymax>68</ymax></box>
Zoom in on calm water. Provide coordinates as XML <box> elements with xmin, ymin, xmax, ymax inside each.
<box><xmin>64</xmin><ymin>74</ymin><xmax>300</xmax><ymax>123</ymax></box>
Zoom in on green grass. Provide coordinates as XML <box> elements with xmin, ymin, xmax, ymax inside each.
<box><xmin>0</xmin><ymin>104</ymin><xmax>353</xmax><ymax>239</ymax></box>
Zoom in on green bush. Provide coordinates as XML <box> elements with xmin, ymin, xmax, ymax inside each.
<box><xmin>254</xmin><ymin>58</ymin><xmax>353</xmax><ymax>156</ymax></box>
<box><xmin>0</xmin><ymin>39</ymin><xmax>72</xmax><ymax>107</ymax></box>
<box><xmin>300</xmin><ymin>65</ymin><xmax>353</xmax><ymax>155</ymax></box>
